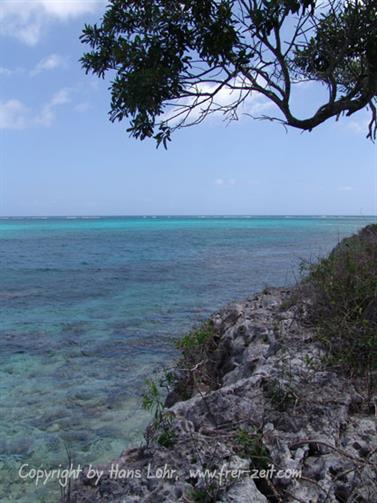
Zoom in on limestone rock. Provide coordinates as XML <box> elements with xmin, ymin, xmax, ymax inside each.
<box><xmin>68</xmin><ymin>288</ymin><xmax>377</xmax><ymax>502</ymax></box>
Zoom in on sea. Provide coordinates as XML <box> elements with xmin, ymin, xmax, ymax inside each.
<box><xmin>0</xmin><ymin>215</ymin><xmax>375</xmax><ymax>501</ymax></box>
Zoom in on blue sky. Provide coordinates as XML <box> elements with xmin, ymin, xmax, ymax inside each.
<box><xmin>0</xmin><ymin>0</ymin><xmax>376</xmax><ymax>216</ymax></box>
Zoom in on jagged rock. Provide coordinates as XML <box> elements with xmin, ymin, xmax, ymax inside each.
<box><xmin>217</xmin><ymin>477</ymin><xmax>267</xmax><ymax>503</ymax></box>
<box><xmin>68</xmin><ymin>288</ymin><xmax>377</xmax><ymax>503</ymax></box>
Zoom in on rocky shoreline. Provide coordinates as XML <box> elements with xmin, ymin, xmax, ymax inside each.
<box><xmin>67</xmin><ymin>284</ymin><xmax>377</xmax><ymax>502</ymax></box>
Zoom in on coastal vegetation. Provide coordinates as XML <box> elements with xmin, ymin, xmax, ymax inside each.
<box><xmin>302</xmin><ymin>224</ymin><xmax>377</xmax><ymax>388</ymax></box>
<box><xmin>142</xmin><ymin>375</ymin><xmax>177</xmax><ymax>448</ymax></box>
<box><xmin>175</xmin><ymin>321</ymin><xmax>220</xmax><ymax>396</ymax></box>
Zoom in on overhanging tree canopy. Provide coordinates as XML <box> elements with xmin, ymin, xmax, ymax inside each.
<box><xmin>81</xmin><ymin>0</ymin><xmax>377</xmax><ymax>147</ymax></box>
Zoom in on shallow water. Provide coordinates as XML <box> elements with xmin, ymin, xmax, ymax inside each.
<box><xmin>0</xmin><ymin>216</ymin><xmax>375</xmax><ymax>501</ymax></box>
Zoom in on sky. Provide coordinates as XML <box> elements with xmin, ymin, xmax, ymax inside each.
<box><xmin>0</xmin><ymin>0</ymin><xmax>376</xmax><ymax>216</ymax></box>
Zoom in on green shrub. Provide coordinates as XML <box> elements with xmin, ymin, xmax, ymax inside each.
<box><xmin>142</xmin><ymin>375</ymin><xmax>176</xmax><ymax>448</ymax></box>
<box><xmin>174</xmin><ymin>321</ymin><xmax>220</xmax><ymax>397</ymax></box>
<box><xmin>176</xmin><ymin>321</ymin><xmax>216</xmax><ymax>351</ymax></box>
<box><xmin>304</xmin><ymin>224</ymin><xmax>377</xmax><ymax>381</ymax></box>
<box><xmin>263</xmin><ymin>379</ymin><xmax>297</xmax><ymax>412</ymax></box>
<box><xmin>157</xmin><ymin>424</ymin><xmax>176</xmax><ymax>449</ymax></box>
<box><xmin>235</xmin><ymin>428</ymin><xmax>271</xmax><ymax>471</ymax></box>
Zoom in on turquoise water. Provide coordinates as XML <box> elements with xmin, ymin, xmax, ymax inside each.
<box><xmin>0</xmin><ymin>215</ymin><xmax>375</xmax><ymax>501</ymax></box>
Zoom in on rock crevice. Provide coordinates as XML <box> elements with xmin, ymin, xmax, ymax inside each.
<box><xmin>69</xmin><ymin>288</ymin><xmax>377</xmax><ymax>503</ymax></box>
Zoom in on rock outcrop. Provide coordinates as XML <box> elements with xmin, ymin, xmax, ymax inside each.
<box><xmin>68</xmin><ymin>288</ymin><xmax>377</xmax><ymax>502</ymax></box>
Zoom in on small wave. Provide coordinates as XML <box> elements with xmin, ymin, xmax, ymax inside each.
<box><xmin>0</xmin><ymin>289</ymin><xmax>39</xmax><ymax>299</ymax></box>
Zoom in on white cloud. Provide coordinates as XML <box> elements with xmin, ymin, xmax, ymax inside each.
<box><xmin>0</xmin><ymin>99</ymin><xmax>30</xmax><ymax>129</ymax></box>
<box><xmin>51</xmin><ymin>88</ymin><xmax>71</xmax><ymax>106</ymax></box>
<box><xmin>337</xmin><ymin>186</ymin><xmax>353</xmax><ymax>192</ymax></box>
<box><xmin>166</xmin><ymin>76</ymin><xmax>275</xmax><ymax>127</ymax></box>
<box><xmin>1</xmin><ymin>55</ymin><xmax>65</xmax><ymax>77</ymax></box>
<box><xmin>197</xmin><ymin>80</ymin><xmax>273</xmax><ymax>117</ymax></box>
<box><xmin>0</xmin><ymin>89</ymin><xmax>71</xmax><ymax>130</ymax></box>
<box><xmin>342</xmin><ymin>108</ymin><xmax>370</xmax><ymax>136</ymax></box>
<box><xmin>347</xmin><ymin>117</ymin><xmax>369</xmax><ymax>135</ymax></box>
<box><xmin>0</xmin><ymin>66</ymin><xmax>13</xmax><ymax>76</ymax></box>
<box><xmin>36</xmin><ymin>88</ymin><xmax>71</xmax><ymax>126</ymax></box>
<box><xmin>31</xmin><ymin>54</ymin><xmax>65</xmax><ymax>75</ymax></box>
<box><xmin>214</xmin><ymin>178</ymin><xmax>237</xmax><ymax>187</ymax></box>
<box><xmin>38</xmin><ymin>0</ymin><xmax>105</xmax><ymax>18</ymax></box>
<box><xmin>74</xmin><ymin>102</ymin><xmax>91</xmax><ymax>112</ymax></box>
<box><xmin>0</xmin><ymin>1</ymin><xmax>105</xmax><ymax>45</ymax></box>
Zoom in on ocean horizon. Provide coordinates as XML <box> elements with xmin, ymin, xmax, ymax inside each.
<box><xmin>0</xmin><ymin>214</ymin><xmax>375</xmax><ymax>218</ymax></box>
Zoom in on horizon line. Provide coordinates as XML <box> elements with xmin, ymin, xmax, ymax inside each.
<box><xmin>0</xmin><ymin>214</ymin><xmax>376</xmax><ymax>219</ymax></box>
